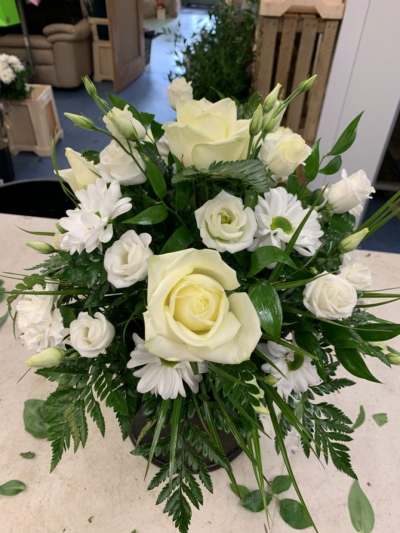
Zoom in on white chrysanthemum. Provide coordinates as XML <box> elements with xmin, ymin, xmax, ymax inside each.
<box><xmin>127</xmin><ymin>334</ymin><xmax>207</xmax><ymax>400</ymax></box>
<box><xmin>6</xmin><ymin>54</ymin><xmax>24</xmax><ymax>72</ymax></box>
<box><xmin>259</xmin><ymin>340</ymin><xmax>321</xmax><ymax>398</ymax></box>
<box><xmin>249</xmin><ymin>187</ymin><xmax>323</xmax><ymax>257</ymax></box>
<box><xmin>0</xmin><ymin>66</ymin><xmax>16</xmax><ymax>84</ymax></box>
<box><xmin>16</xmin><ymin>284</ymin><xmax>64</xmax><ymax>352</ymax></box>
<box><xmin>59</xmin><ymin>178</ymin><xmax>132</xmax><ymax>254</ymax></box>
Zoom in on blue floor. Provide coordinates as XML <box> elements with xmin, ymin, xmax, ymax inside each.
<box><xmin>359</xmin><ymin>194</ymin><xmax>400</xmax><ymax>254</ymax></box>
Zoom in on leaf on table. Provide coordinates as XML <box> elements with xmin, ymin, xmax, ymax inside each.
<box><xmin>229</xmin><ymin>483</ymin><xmax>251</xmax><ymax>500</ymax></box>
<box><xmin>372</xmin><ymin>413</ymin><xmax>388</xmax><ymax>427</ymax></box>
<box><xmin>23</xmin><ymin>399</ymin><xmax>50</xmax><ymax>439</ymax></box>
<box><xmin>0</xmin><ymin>480</ymin><xmax>27</xmax><ymax>496</ymax></box>
<box><xmin>271</xmin><ymin>475</ymin><xmax>292</xmax><ymax>495</ymax></box>
<box><xmin>279</xmin><ymin>499</ymin><xmax>313</xmax><ymax>530</ymax></box>
<box><xmin>348</xmin><ymin>481</ymin><xmax>375</xmax><ymax>533</ymax></box>
<box><xmin>352</xmin><ymin>406</ymin><xmax>366</xmax><ymax>430</ymax></box>
<box><xmin>0</xmin><ymin>311</ymin><xmax>8</xmax><ymax>328</ymax></box>
<box><xmin>241</xmin><ymin>489</ymin><xmax>272</xmax><ymax>512</ymax></box>
<box><xmin>20</xmin><ymin>452</ymin><xmax>35</xmax><ymax>459</ymax></box>
<box><xmin>88</xmin><ymin>516</ymin><xmax>94</xmax><ymax>523</ymax></box>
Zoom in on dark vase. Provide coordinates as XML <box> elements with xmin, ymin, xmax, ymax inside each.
<box><xmin>130</xmin><ymin>409</ymin><xmax>242</xmax><ymax>472</ymax></box>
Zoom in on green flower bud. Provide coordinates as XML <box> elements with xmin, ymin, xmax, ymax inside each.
<box><xmin>263</xmin><ymin>83</ymin><xmax>282</xmax><ymax>113</ymax></box>
<box><xmin>26</xmin><ymin>241</ymin><xmax>54</xmax><ymax>254</ymax></box>
<box><xmin>254</xmin><ymin>404</ymin><xmax>270</xmax><ymax>416</ymax></box>
<box><xmin>339</xmin><ymin>228</ymin><xmax>369</xmax><ymax>253</ymax></box>
<box><xmin>55</xmin><ymin>222</ymin><xmax>67</xmax><ymax>234</ymax></box>
<box><xmin>250</xmin><ymin>104</ymin><xmax>263</xmax><ymax>136</ymax></box>
<box><xmin>264</xmin><ymin>375</ymin><xmax>278</xmax><ymax>386</ymax></box>
<box><xmin>64</xmin><ymin>113</ymin><xmax>95</xmax><ymax>130</ymax></box>
<box><xmin>387</xmin><ymin>353</ymin><xmax>400</xmax><ymax>366</ymax></box>
<box><xmin>82</xmin><ymin>76</ymin><xmax>97</xmax><ymax>97</ymax></box>
<box><xmin>262</xmin><ymin>114</ymin><xmax>280</xmax><ymax>135</ymax></box>
<box><xmin>106</xmin><ymin>111</ymin><xmax>138</xmax><ymax>141</ymax></box>
<box><xmin>299</xmin><ymin>75</ymin><xmax>317</xmax><ymax>93</ymax></box>
<box><xmin>26</xmin><ymin>348</ymin><xmax>65</xmax><ymax>368</ymax></box>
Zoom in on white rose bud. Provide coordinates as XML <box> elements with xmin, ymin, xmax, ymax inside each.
<box><xmin>339</xmin><ymin>252</ymin><xmax>372</xmax><ymax>290</ymax></box>
<box><xmin>70</xmin><ymin>312</ymin><xmax>115</xmax><ymax>358</ymax></box>
<box><xmin>26</xmin><ymin>241</ymin><xmax>54</xmax><ymax>254</ymax></box>
<box><xmin>26</xmin><ymin>347</ymin><xmax>65</xmax><ymax>368</ymax></box>
<box><xmin>103</xmin><ymin>105</ymin><xmax>146</xmax><ymax>143</ymax></box>
<box><xmin>98</xmin><ymin>140</ymin><xmax>146</xmax><ymax>186</ymax></box>
<box><xmin>339</xmin><ymin>228</ymin><xmax>369</xmax><ymax>253</ymax></box>
<box><xmin>167</xmin><ymin>77</ymin><xmax>193</xmax><ymax>111</ymax></box>
<box><xmin>260</xmin><ymin>127</ymin><xmax>311</xmax><ymax>178</ymax></box>
<box><xmin>104</xmin><ymin>230</ymin><xmax>153</xmax><ymax>288</ymax></box>
<box><xmin>303</xmin><ymin>272</ymin><xmax>357</xmax><ymax>319</ymax></box>
<box><xmin>326</xmin><ymin>169</ymin><xmax>375</xmax><ymax>215</ymax></box>
<box><xmin>194</xmin><ymin>190</ymin><xmax>257</xmax><ymax>253</ymax></box>
<box><xmin>64</xmin><ymin>113</ymin><xmax>95</xmax><ymax>130</ymax></box>
<box><xmin>59</xmin><ymin>147</ymin><xmax>99</xmax><ymax>191</ymax></box>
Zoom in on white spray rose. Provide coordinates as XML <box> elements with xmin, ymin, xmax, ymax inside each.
<box><xmin>260</xmin><ymin>127</ymin><xmax>311</xmax><ymax>178</ymax></box>
<box><xmin>70</xmin><ymin>312</ymin><xmax>115</xmax><ymax>358</ymax></box>
<box><xmin>144</xmin><ymin>249</ymin><xmax>261</xmax><ymax>364</ymax></box>
<box><xmin>163</xmin><ymin>98</ymin><xmax>250</xmax><ymax>169</ymax></box>
<box><xmin>194</xmin><ymin>190</ymin><xmax>257</xmax><ymax>253</ymax></box>
<box><xmin>326</xmin><ymin>169</ymin><xmax>375</xmax><ymax>215</ymax></box>
<box><xmin>103</xmin><ymin>105</ymin><xmax>146</xmax><ymax>144</ymax></box>
<box><xmin>59</xmin><ymin>148</ymin><xmax>99</xmax><ymax>191</ymax></box>
<box><xmin>104</xmin><ymin>230</ymin><xmax>153</xmax><ymax>288</ymax></box>
<box><xmin>167</xmin><ymin>77</ymin><xmax>193</xmax><ymax>111</ymax></box>
<box><xmin>339</xmin><ymin>253</ymin><xmax>372</xmax><ymax>290</ymax></box>
<box><xmin>98</xmin><ymin>140</ymin><xmax>146</xmax><ymax>186</ymax></box>
<box><xmin>303</xmin><ymin>272</ymin><xmax>357</xmax><ymax>319</ymax></box>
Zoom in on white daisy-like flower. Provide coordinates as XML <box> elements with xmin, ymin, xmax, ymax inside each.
<box><xmin>259</xmin><ymin>340</ymin><xmax>321</xmax><ymax>398</ymax></box>
<box><xmin>16</xmin><ymin>284</ymin><xmax>64</xmax><ymax>352</ymax></box>
<box><xmin>0</xmin><ymin>66</ymin><xmax>16</xmax><ymax>85</ymax></box>
<box><xmin>127</xmin><ymin>334</ymin><xmax>207</xmax><ymax>400</ymax></box>
<box><xmin>59</xmin><ymin>178</ymin><xmax>132</xmax><ymax>254</ymax></box>
<box><xmin>249</xmin><ymin>187</ymin><xmax>323</xmax><ymax>258</ymax></box>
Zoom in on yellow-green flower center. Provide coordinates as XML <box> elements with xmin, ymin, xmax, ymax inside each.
<box><xmin>271</xmin><ymin>216</ymin><xmax>293</xmax><ymax>234</ymax></box>
<box><xmin>286</xmin><ymin>354</ymin><xmax>304</xmax><ymax>371</ymax></box>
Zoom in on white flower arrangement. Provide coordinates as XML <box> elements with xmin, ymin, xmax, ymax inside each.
<box><xmin>0</xmin><ymin>53</ymin><xmax>31</xmax><ymax>100</ymax></box>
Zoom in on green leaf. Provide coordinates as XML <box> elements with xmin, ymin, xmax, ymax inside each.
<box><xmin>279</xmin><ymin>499</ymin><xmax>313</xmax><ymax>530</ymax></box>
<box><xmin>175</xmin><ymin>181</ymin><xmax>192</xmax><ymax>211</ymax></box>
<box><xmin>241</xmin><ymin>490</ymin><xmax>271</xmax><ymax>512</ymax></box>
<box><xmin>150</xmin><ymin>120</ymin><xmax>164</xmax><ymax>143</ymax></box>
<box><xmin>303</xmin><ymin>140</ymin><xmax>320</xmax><ymax>182</ymax></box>
<box><xmin>372</xmin><ymin>413</ymin><xmax>388</xmax><ymax>427</ymax></box>
<box><xmin>230</xmin><ymin>483</ymin><xmax>251</xmax><ymax>500</ymax></box>
<box><xmin>272</xmin><ymin>475</ymin><xmax>292</xmax><ymax>495</ymax></box>
<box><xmin>81</xmin><ymin>150</ymin><xmax>100</xmax><ymax>165</ymax></box>
<box><xmin>335</xmin><ymin>348</ymin><xmax>381</xmax><ymax>383</ymax></box>
<box><xmin>20</xmin><ymin>452</ymin><xmax>35</xmax><ymax>459</ymax></box>
<box><xmin>144</xmin><ymin>399</ymin><xmax>170</xmax><ymax>478</ymax></box>
<box><xmin>125</xmin><ymin>205</ymin><xmax>168</xmax><ymax>225</ymax></box>
<box><xmin>352</xmin><ymin>406</ymin><xmax>366</xmax><ymax>430</ymax></box>
<box><xmin>327</xmin><ymin>113</ymin><xmax>363</xmax><ymax>156</ymax></box>
<box><xmin>0</xmin><ymin>311</ymin><xmax>8</xmax><ymax>327</ymax></box>
<box><xmin>348</xmin><ymin>481</ymin><xmax>375</xmax><ymax>533</ymax></box>
<box><xmin>0</xmin><ymin>480</ymin><xmax>27</xmax><ymax>496</ymax></box>
<box><xmin>168</xmin><ymin>395</ymin><xmax>184</xmax><ymax>495</ymax></box>
<box><xmin>88</xmin><ymin>516</ymin><xmax>94</xmax><ymax>523</ymax></box>
<box><xmin>59</xmin><ymin>306</ymin><xmax>77</xmax><ymax>328</ymax></box>
<box><xmin>248</xmin><ymin>247</ymin><xmax>296</xmax><ymax>276</ymax></box>
<box><xmin>319</xmin><ymin>155</ymin><xmax>342</xmax><ymax>175</ymax></box>
<box><xmin>145</xmin><ymin>159</ymin><xmax>167</xmax><ymax>199</ymax></box>
<box><xmin>244</xmin><ymin>190</ymin><xmax>258</xmax><ymax>210</ymax></box>
<box><xmin>161</xmin><ymin>226</ymin><xmax>193</xmax><ymax>254</ymax></box>
<box><xmin>354</xmin><ymin>322</ymin><xmax>400</xmax><ymax>342</ymax></box>
<box><xmin>248</xmin><ymin>280</ymin><xmax>282</xmax><ymax>340</ymax></box>
<box><xmin>23</xmin><ymin>399</ymin><xmax>50</xmax><ymax>439</ymax></box>
<box><xmin>330</xmin><ymin>213</ymin><xmax>356</xmax><ymax>233</ymax></box>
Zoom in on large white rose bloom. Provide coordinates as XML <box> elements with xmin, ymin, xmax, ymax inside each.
<box><xmin>70</xmin><ymin>312</ymin><xmax>115</xmax><ymax>358</ymax></box>
<box><xmin>303</xmin><ymin>272</ymin><xmax>357</xmax><ymax>319</ymax></box>
<box><xmin>144</xmin><ymin>249</ymin><xmax>261</xmax><ymax>364</ymax></box>
<box><xmin>127</xmin><ymin>334</ymin><xmax>207</xmax><ymax>399</ymax></box>
<box><xmin>194</xmin><ymin>190</ymin><xmax>257</xmax><ymax>253</ymax></box>
<box><xmin>163</xmin><ymin>98</ymin><xmax>250</xmax><ymax>169</ymax></box>
<box><xmin>249</xmin><ymin>187</ymin><xmax>323</xmax><ymax>257</ymax></box>
<box><xmin>326</xmin><ymin>169</ymin><xmax>375</xmax><ymax>216</ymax></box>
<box><xmin>167</xmin><ymin>77</ymin><xmax>193</xmax><ymax>111</ymax></box>
<box><xmin>16</xmin><ymin>284</ymin><xmax>64</xmax><ymax>352</ymax></box>
<box><xmin>103</xmin><ymin>105</ymin><xmax>146</xmax><ymax>145</ymax></box>
<box><xmin>339</xmin><ymin>252</ymin><xmax>372</xmax><ymax>290</ymax></box>
<box><xmin>259</xmin><ymin>127</ymin><xmax>311</xmax><ymax>179</ymax></box>
<box><xmin>259</xmin><ymin>340</ymin><xmax>321</xmax><ymax>398</ymax></box>
<box><xmin>104</xmin><ymin>230</ymin><xmax>153</xmax><ymax>288</ymax></box>
<box><xmin>98</xmin><ymin>140</ymin><xmax>146</xmax><ymax>186</ymax></box>
<box><xmin>59</xmin><ymin>147</ymin><xmax>99</xmax><ymax>191</ymax></box>
<box><xmin>59</xmin><ymin>178</ymin><xmax>132</xmax><ymax>254</ymax></box>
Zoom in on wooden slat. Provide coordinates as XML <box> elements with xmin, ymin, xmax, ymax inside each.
<box><xmin>254</xmin><ymin>18</ymin><xmax>279</xmax><ymax>96</ymax></box>
<box><xmin>274</xmin><ymin>15</ymin><xmax>298</xmax><ymax>91</ymax></box>
<box><xmin>286</xmin><ymin>16</ymin><xmax>318</xmax><ymax>132</ymax></box>
<box><xmin>303</xmin><ymin>20</ymin><xmax>339</xmax><ymax>142</ymax></box>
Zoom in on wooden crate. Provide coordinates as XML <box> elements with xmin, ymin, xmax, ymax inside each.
<box><xmin>253</xmin><ymin>13</ymin><xmax>342</xmax><ymax>144</ymax></box>
<box><xmin>259</xmin><ymin>0</ymin><xmax>345</xmax><ymax>19</ymax></box>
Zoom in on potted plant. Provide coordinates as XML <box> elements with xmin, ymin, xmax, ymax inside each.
<box><xmin>0</xmin><ymin>53</ymin><xmax>63</xmax><ymax>157</ymax></box>
<box><xmin>156</xmin><ymin>1</ymin><xmax>166</xmax><ymax>20</ymax></box>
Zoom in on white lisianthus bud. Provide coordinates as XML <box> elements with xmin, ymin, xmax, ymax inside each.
<box><xmin>167</xmin><ymin>77</ymin><xmax>193</xmax><ymax>111</ymax></box>
<box><xmin>250</xmin><ymin>104</ymin><xmax>263</xmax><ymax>136</ymax></box>
<box><xmin>26</xmin><ymin>241</ymin><xmax>54</xmax><ymax>254</ymax></box>
<box><xmin>59</xmin><ymin>147</ymin><xmax>99</xmax><ymax>191</ymax></box>
<box><xmin>70</xmin><ymin>312</ymin><xmax>115</xmax><ymax>358</ymax></box>
<box><xmin>64</xmin><ymin>113</ymin><xmax>95</xmax><ymax>130</ymax></box>
<box><xmin>339</xmin><ymin>229</ymin><xmax>369</xmax><ymax>254</ymax></box>
<box><xmin>299</xmin><ymin>75</ymin><xmax>317</xmax><ymax>93</ymax></box>
<box><xmin>387</xmin><ymin>353</ymin><xmax>400</xmax><ymax>365</ymax></box>
<box><xmin>370</xmin><ymin>341</ymin><xmax>388</xmax><ymax>352</ymax></box>
<box><xmin>82</xmin><ymin>76</ymin><xmax>97</xmax><ymax>96</ymax></box>
<box><xmin>263</xmin><ymin>83</ymin><xmax>281</xmax><ymax>113</ymax></box>
<box><xmin>52</xmin><ymin>232</ymin><xmax>62</xmax><ymax>250</ymax></box>
<box><xmin>103</xmin><ymin>106</ymin><xmax>146</xmax><ymax>143</ymax></box>
<box><xmin>326</xmin><ymin>169</ymin><xmax>375</xmax><ymax>215</ymax></box>
<box><xmin>26</xmin><ymin>347</ymin><xmax>65</xmax><ymax>368</ymax></box>
<box><xmin>303</xmin><ymin>272</ymin><xmax>357</xmax><ymax>319</ymax></box>
<box><xmin>264</xmin><ymin>375</ymin><xmax>278</xmax><ymax>386</ymax></box>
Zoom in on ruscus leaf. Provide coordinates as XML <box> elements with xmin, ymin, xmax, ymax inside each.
<box><xmin>0</xmin><ymin>480</ymin><xmax>27</xmax><ymax>496</ymax></box>
<box><xmin>352</xmin><ymin>406</ymin><xmax>366</xmax><ymax>430</ymax></box>
<box><xmin>248</xmin><ymin>280</ymin><xmax>282</xmax><ymax>340</ymax></box>
<box><xmin>23</xmin><ymin>399</ymin><xmax>50</xmax><ymax>439</ymax></box>
<box><xmin>279</xmin><ymin>499</ymin><xmax>313</xmax><ymax>529</ymax></box>
<box><xmin>327</xmin><ymin>113</ymin><xmax>363</xmax><ymax>156</ymax></box>
<box><xmin>248</xmin><ymin>247</ymin><xmax>296</xmax><ymax>276</ymax></box>
<box><xmin>272</xmin><ymin>475</ymin><xmax>292</xmax><ymax>495</ymax></box>
<box><xmin>125</xmin><ymin>205</ymin><xmax>168</xmax><ymax>225</ymax></box>
<box><xmin>348</xmin><ymin>481</ymin><xmax>375</xmax><ymax>533</ymax></box>
<box><xmin>161</xmin><ymin>226</ymin><xmax>193</xmax><ymax>254</ymax></box>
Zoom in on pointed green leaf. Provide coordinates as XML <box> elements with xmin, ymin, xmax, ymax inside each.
<box><xmin>303</xmin><ymin>140</ymin><xmax>320</xmax><ymax>182</ymax></box>
<box><xmin>23</xmin><ymin>399</ymin><xmax>50</xmax><ymax>439</ymax></box>
<box><xmin>280</xmin><ymin>499</ymin><xmax>313</xmax><ymax>529</ymax></box>
<box><xmin>319</xmin><ymin>155</ymin><xmax>342</xmax><ymax>175</ymax></box>
<box><xmin>145</xmin><ymin>159</ymin><xmax>167</xmax><ymax>200</ymax></box>
<box><xmin>352</xmin><ymin>406</ymin><xmax>366</xmax><ymax>430</ymax></box>
<box><xmin>248</xmin><ymin>247</ymin><xmax>296</xmax><ymax>276</ymax></box>
<box><xmin>150</xmin><ymin>121</ymin><xmax>164</xmax><ymax>143</ymax></box>
<box><xmin>372</xmin><ymin>413</ymin><xmax>387</xmax><ymax>427</ymax></box>
<box><xmin>335</xmin><ymin>348</ymin><xmax>381</xmax><ymax>383</ymax></box>
<box><xmin>144</xmin><ymin>399</ymin><xmax>170</xmax><ymax>478</ymax></box>
<box><xmin>327</xmin><ymin>113</ymin><xmax>363</xmax><ymax>156</ymax></box>
<box><xmin>125</xmin><ymin>205</ymin><xmax>168</xmax><ymax>225</ymax></box>
<box><xmin>230</xmin><ymin>483</ymin><xmax>251</xmax><ymax>500</ymax></box>
<box><xmin>175</xmin><ymin>181</ymin><xmax>192</xmax><ymax>211</ymax></box>
<box><xmin>348</xmin><ymin>481</ymin><xmax>375</xmax><ymax>533</ymax></box>
<box><xmin>248</xmin><ymin>280</ymin><xmax>282</xmax><ymax>339</ymax></box>
<box><xmin>161</xmin><ymin>226</ymin><xmax>193</xmax><ymax>254</ymax></box>
<box><xmin>241</xmin><ymin>490</ymin><xmax>271</xmax><ymax>512</ymax></box>
<box><xmin>0</xmin><ymin>311</ymin><xmax>7</xmax><ymax>327</ymax></box>
<box><xmin>0</xmin><ymin>480</ymin><xmax>26</xmax><ymax>496</ymax></box>
<box><xmin>20</xmin><ymin>452</ymin><xmax>35</xmax><ymax>459</ymax></box>
<box><xmin>354</xmin><ymin>322</ymin><xmax>400</xmax><ymax>342</ymax></box>
<box><xmin>272</xmin><ymin>475</ymin><xmax>292</xmax><ymax>495</ymax></box>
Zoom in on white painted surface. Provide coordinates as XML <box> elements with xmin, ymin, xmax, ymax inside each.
<box><xmin>1</xmin><ymin>214</ymin><xmax>399</xmax><ymax>533</ymax></box>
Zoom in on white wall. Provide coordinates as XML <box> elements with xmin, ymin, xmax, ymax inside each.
<box><xmin>314</xmin><ymin>0</ymin><xmax>400</xmax><ymax>189</ymax></box>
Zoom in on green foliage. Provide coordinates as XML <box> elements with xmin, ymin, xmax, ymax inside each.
<box><xmin>348</xmin><ymin>481</ymin><xmax>375</xmax><ymax>533</ymax></box>
<box><xmin>352</xmin><ymin>406</ymin><xmax>366</xmax><ymax>430</ymax></box>
<box><xmin>0</xmin><ymin>480</ymin><xmax>26</xmax><ymax>496</ymax></box>
<box><xmin>372</xmin><ymin>413</ymin><xmax>388</xmax><ymax>427</ymax></box>
<box><xmin>249</xmin><ymin>280</ymin><xmax>283</xmax><ymax>340</ymax></box>
<box><xmin>20</xmin><ymin>452</ymin><xmax>35</xmax><ymax>459</ymax></box>
<box><xmin>23</xmin><ymin>399</ymin><xmax>49</xmax><ymax>439</ymax></box>
<box><xmin>125</xmin><ymin>204</ymin><xmax>169</xmax><ymax>225</ymax></box>
<box><xmin>279</xmin><ymin>499</ymin><xmax>313</xmax><ymax>530</ymax></box>
<box><xmin>272</xmin><ymin>475</ymin><xmax>292</xmax><ymax>495</ymax></box>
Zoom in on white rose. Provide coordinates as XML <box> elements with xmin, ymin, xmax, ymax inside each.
<box><xmin>303</xmin><ymin>272</ymin><xmax>357</xmax><ymax>319</ymax></box>
<box><xmin>194</xmin><ymin>190</ymin><xmax>257</xmax><ymax>253</ymax></box>
<box><xmin>144</xmin><ymin>249</ymin><xmax>261</xmax><ymax>364</ymax></box>
<box><xmin>167</xmin><ymin>77</ymin><xmax>193</xmax><ymax>111</ymax></box>
<box><xmin>260</xmin><ymin>127</ymin><xmax>311</xmax><ymax>178</ymax></box>
<box><xmin>98</xmin><ymin>140</ymin><xmax>146</xmax><ymax>186</ymax></box>
<box><xmin>339</xmin><ymin>253</ymin><xmax>372</xmax><ymax>290</ymax></box>
<box><xmin>103</xmin><ymin>105</ymin><xmax>146</xmax><ymax>144</ymax></box>
<box><xmin>326</xmin><ymin>169</ymin><xmax>375</xmax><ymax>215</ymax></box>
<box><xmin>104</xmin><ymin>230</ymin><xmax>153</xmax><ymax>288</ymax></box>
<box><xmin>59</xmin><ymin>148</ymin><xmax>99</xmax><ymax>191</ymax></box>
<box><xmin>163</xmin><ymin>98</ymin><xmax>250</xmax><ymax>169</ymax></box>
<box><xmin>16</xmin><ymin>284</ymin><xmax>64</xmax><ymax>352</ymax></box>
<box><xmin>70</xmin><ymin>312</ymin><xmax>115</xmax><ymax>358</ymax></box>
